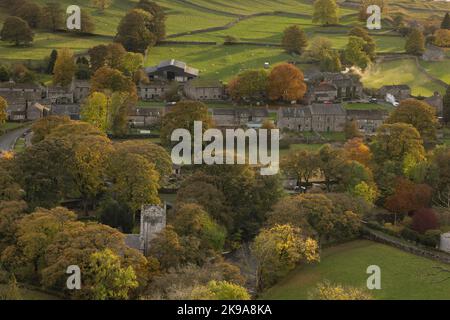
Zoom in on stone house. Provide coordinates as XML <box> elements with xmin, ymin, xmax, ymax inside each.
<box><xmin>346</xmin><ymin>109</ymin><xmax>389</xmax><ymax>134</ymax></box>
<box><xmin>46</xmin><ymin>85</ymin><xmax>74</xmax><ymax>104</ymax></box>
<box><xmin>50</xmin><ymin>104</ymin><xmax>81</xmax><ymax>120</ymax></box>
<box><xmin>6</xmin><ymin>101</ymin><xmax>49</xmax><ymax>121</ymax></box>
<box><xmin>128</xmin><ymin>107</ymin><xmax>164</xmax><ymax>127</ymax></box>
<box><xmin>184</xmin><ymin>79</ymin><xmax>226</xmax><ymax>101</ymax></box>
<box><xmin>0</xmin><ymin>82</ymin><xmax>44</xmax><ymax>103</ymax></box>
<box><xmin>313</xmin><ymin>82</ymin><xmax>338</xmax><ymax>103</ymax></box>
<box><xmin>212</xmin><ymin>108</ymin><xmax>269</xmax><ymax>128</ymax></box>
<box><xmin>378</xmin><ymin>85</ymin><xmax>411</xmax><ymax>101</ymax></box>
<box><xmin>424</xmin><ymin>92</ymin><xmax>444</xmax><ymax>118</ymax></box>
<box><xmin>145</xmin><ymin>60</ymin><xmax>199</xmax><ymax>83</ymax></box>
<box><xmin>278</xmin><ymin>103</ymin><xmax>347</xmax><ymax>132</ymax></box>
<box><xmin>304</xmin><ymin>72</ymin><xmax>363</xmax><ymax>103</ymax></box>
<box><xmin>137</xmin><ymin>82</ymin><xmax>168</xmax><ymax>101</ymax></box>
<box><xmin>72</xmin><ymin>80</ymin><xmax>91</xmax><ymax>103</ymax></box>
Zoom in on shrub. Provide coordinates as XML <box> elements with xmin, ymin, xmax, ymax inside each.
<box><xmin>411</xmin><ymin>208</ymin><xmax>439</xmax><ymax>234</ymax></box>
<box><xmin>401</xmin><ymin>228</ymin><xmax>420</xmax><ymax>242</ymax></box>
<box><xmin>419</xmin><ymin>229</ymin><xmax>441</xmax><ymax>248</ymax></box>
<box><xmin>279</xmin><ymin>139</ymin><xmax>291</xmax><ymax>150</ymax></box>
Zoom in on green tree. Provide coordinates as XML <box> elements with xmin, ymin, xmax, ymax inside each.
<box><xmin>405</xmin><ymin>28</ymin><xmax>425</xmax><ymax>55</ymax></box>
<box><xmin>15</xmin><ymin>2</ymin><xmax>42</xmax><ymax>28</ymax></box>
<box><xmin>386</xmin><ymin>98</ymin><xmax>438</xmax><ymax>142</ymax></box>
<box><xmin>441</xmin><ymin>13</ymin><xmax>450</xmax><ymax>30</ymax></box>
<box><xmin>90</xmin><ymin>67</ymin><xmax>137</xmax><ymax>100</ymax></box>
<box><xmin>344</xmin><ymin>120</ymin><xmax>362</xmax><ymax>140</ymax></box>
<box><xmin>349</xmin><ymin>26</ymin><xmax>376</xmax><ymax>60</ymax></box>
<box><xmin>115</xmin><ymin>9</ymin><xmax>156</xmax><ymax>53</ymax></box>
<box><xmin>91</xmin><ymin>0</ymin><xmax>112</xmax><ymax>12</ymax></box>
<box><xmin>282</xmin><ymin>150</ymin><xmax>319</xmax><ymax>187</ymax></box>
<box><xmin>0</xmin><ymin>64</ymin><xmax>10</xmax><ymax>81</ymax></box>
<box><xmin>135</xmin><ymin>0</ymin><xmax>166</xmax><ymax>41</ymax></box>
<box><xmin>0</xmin><ymin>96</ymin><xmax>7</xmax><ymax>125</ymax></box>
<box><xmin>77</xmin><ymin>9</ymin><xmax>95</xmax><ymax>34</ymax></box>
<box><xmin>53</xmin><ymin>48</ymin><xmax>76</xmax><ymax>87</ymax></box>
<box><xmin>31</xmin><ymin>115</ymin><xmax>72</xmax><ymax>144</ymax></box>
<box><xmin>109</xmin><ymin>92</ymin><xmax>133</xmax><ymax>137</ymax></box>
<box><xmin>0</xmin><ymin>16</ymin><xmax>33</xmax><ymax>46</ymax></box>
<box><xmin>282</xmin><ymin>25</ymin><xmax>308</xmax><ymax>54</ymax></box>
<box><xmin>320</xmin><ymin>49</ymin><xmax>342</xmax><ymax>72</ymax></box>
<box><xmin>312</xmin><ymin>0</ymin><xmax>339</xmax><ymax>26</ymax></box>
<box><xmin>87</xmin><ymin>249</ymin><xmax>138</xmax><ymax>300</ymax></box>
<box><xmin>345</xmin><ymin>36</ymin><xmax>370</xmax><ymax>70</ymax></box>
<box><xmin>46</xmin><ymin>49</ymin><xmax>58</xmax><ymax>74</ymax></box>
<box><xmin>81</xmin><ymin>92</ymin><xmax>109</xmax><ymax>132</ymax></box>
<box><xmin>41</xmin><ymin>2</ymin><xmax>64</xmax><ymax>31</ymax></box>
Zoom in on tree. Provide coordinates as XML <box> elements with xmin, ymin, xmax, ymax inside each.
<box><xmin>267</xmin><ymin>63</ymin><xmax>307</xmax><ymax>102</ymax></box>
<box><xmin>90</xmin><ymin>67</ymin><xmax>137</xmax><ymax>99</ymax></box>
<box><xmin>92</xmin><ymin>0</ymin><xmax>112</xmax><ymax>12</ymax></box>
<box><xmin>227</xmin><ymin>69</ymin><xmax>268</xmax><ymax>103</ymax></box>
<box><xmin>371</xmin><ymin>123</ymin><xmax>425</xmax><ymax>164</ymax></box>
<box><xmin>312</xmin><ymin>0</ymin><xmax>339</xmax><ymax>26</ymax></box>
<box><xmin>252</xmin><ymin>224</ymin><xmax>319</xmax><ymax>291</ymax></box>
<box><xmin>282</xmin><ymin>150</ymin><xmax>319</xmax><ymax>187</ymax></box>
<box><xmin>411</xmin><ymin>208</ymin><xmax>439</xmax><ymax>234</ymax></box>
<box><xmin>77</xmin><ymin>9</ymin><xmax>96</xmax><ymax>34</ymax></box>
<box><xmin>386</xmin><ymin>99</ymin><xmax>438</xmax><ymax>141</ymax></box>
<box><xmin>0</xmin><ymin>64</ymin><xmax>10</xmax><ymax>81</ymax></box>
<box><xmin>87</xmin><ymin>249</ymin><xmax>138</xmax><ymax>300</ymax></box>
<box><xmin>135</xmin><ymin>0</ymin><xmax>166</xmax><ymax>41</ymax></box>
<box><xmin>160</xmin><ymin>100</ymin><xmax>213</xmax><ymax>146</ymax></box>
<box><xmin>349</xmin><ymin>26</ymin><xmax>376</xmax><ymax>60</ymax></box>
<box><xmin>0</xmin><ymin>96</ymin><xmax>7</xmax><ymax>126</ymax></box>
<box><xmin>0</xmin><ymin>201</ymin><xmax>27</xmax><ymax>252</ymax></box>
<box><xmin>98</xmin><ymin>198</ymin><xmax>134</xmax><ymax>233</ymax></box>
<box><xmin>109</xmin><ymin>91</ymin><xmax>133</xmax><ymax>136</ymax></box>
<box><xmin>52</xmin><ymin>48</ymin><xmax>76</xmax><ymax>87</ymax></box>
<box><xmin>282</xmin><ymin>25</ymin><xmax>308</xmax><ymax>54</ymax></box>
<box><xmin>405</xmin><ymin>28</ymin><xmax>425</xmax><ymax>55</ymax></box>
<box><xmin>441</xmin><ymin>13</ymin><xmax>450</xmax><ymax>30</ymax></box>
<box><xmin>434</xmin><ymin>29</ymin><xmax>450</xmax><ymax>47</ymax></box>
<box><xmin>172</xmin><ymin>203</ymin><xmax>226</xmax><ymax>253</ymax></box>
<box><xmin>191</xmin><ymin>281</ymin><xmax>250</xmax><ymax>300</ymax></box>
<box><xmin>444</xmin><ymin>86</ymin><xmax>450</xmax><ymax>124</ymax></box>
<box><xmin>121</xmin><ymin>52</ymin><xmax>144</xmax><ymax>77</ymax></box>
<box><xmin>81</xmin><ymin>92</ymin><xmax>109</xmax><ymax>132</ymax></box>
<box><xmin>0</xmin><ymin>275</ymin><xmax>22</xmax><ymax>300</ymax></box>
<box><xmin>318</xmin><ymin>144</ymin><xmax>347</xmax><ymax>191</ymax></box>
<box><xmin>384</xmin><ymin>177</ymin><xmax>432</xmax><ymax>223</ymax></box>
<box><xmin>31</xmin><ymin>115</ymin><xmax>72</xmax><ymax>144</ymax></box>
<box><xmin>41</xmin><ymin>2</ymin><xmax>64</xmax><ymax>31</ymax></box>
<box><xmin>10</xmin><ymin>64</ymin><xmax>35</xmax><ymax>83</ymax></box>
<box><xmin>148</xmin><ymin>226</ymin><xmax>186</xmax><ymax>270</ymax></box>
<box><xmin>0</xmin><ymin>165</ymin><xmax>23</xmax><ymax>201</ymax></box>
<box><xmin>0</xmin><ymin>16</ymin><xmax>33</xmax><ymax>46</ymax></box>
<box><xmin>107</xmin><ymin>150</ymin><xmax>160</xmax><ymax>212</ymax></box>
<box><xmin>88</xmin><ymin>45</ymin><xmax>110</xmax><ymax>71</ymax></box>
<box><xmin>344</xmin><ymin>36</ymin><xmax>371</xmax><ymax>70</ymax></box>
<box><xmin>310</xmin><ymin>281</ymin><xmax>372</xmax><ymax>300</ymax></box>
<box><xmin>352</xmin><ymin>181</ymin><xmax>378</xmax><ymax>204</ymax></box>
<box><xmin>46</xmin><ymin>49</ymin><xmax>58</xmax><ymax>74</ymax></box>
<box><xmin>15</xmin><ymin>2</ymin><xmax>42</xmax><ymax>28</ymax></box>
<box><xmin>320</xmin><ymin>49</ymin><xmax>342</xmax><ymax>72</ymax></box>
<box><xmin>115</xmin><ymin>9</ymin><xmax>156</xmax><ymax>53</ymax></box>
<box><xmin>344</xmin><ymin>137</ymin><xmax>372</xmax><ymax>167</ymax></box>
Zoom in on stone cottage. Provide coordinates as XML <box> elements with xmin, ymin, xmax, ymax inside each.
<box><xmin>128</xmin><ymin>107</ymin><xmax>164</xmax><ymax>128</ymax></box>
<box><xmin>346</xmin><ymin>109</ymin><xmax>389</xmax><ymax>134</ymax></box>
<box><xmin>212</xmin><ymin>108</ymin><xmax>269</xmax><ymax>128</ymax></box>
<box><xmin>378</xmin><ymin>85</ymin><xmax>411</xmax><ymax>101</ymax></box>
<box><xmin>184</xmin><ymin>79</ymin><xmax>225</xmax><ymax>101</ymax></box>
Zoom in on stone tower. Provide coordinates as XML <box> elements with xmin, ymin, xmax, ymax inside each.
<box><xmin>140</xmin><ymin>203</ymin><xmax>166</xmax><ymax>256</ymax></box>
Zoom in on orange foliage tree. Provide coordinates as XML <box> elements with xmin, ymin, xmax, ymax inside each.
<box><xmin>343</xmin><ymin>138</ymin><xmax>372</xmax><ymax>167</ymax></box>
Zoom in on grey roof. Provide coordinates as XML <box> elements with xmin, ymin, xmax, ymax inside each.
<box><xmin>310</xmin><ymin>103</ymin><xmax>346</xmax><ymax>115</ymax></box>
<box><xmin>281</xmin><ymin>105</ymin><xmax>312</xmax><ymax>118</ymax></box>
<box><xmin>124</xmin><ymin>234</ymin><xmax>141</xmax><ymax>251</ymax></box>
<box><xmin>145</xmin><ymin>59</ymin><xmax>199</xmax><ymax>76</ymax></box>
<box><xmin>51</xmin><ymin>104</ymin><xmax>80</xmax><ymax>115</ymax></box>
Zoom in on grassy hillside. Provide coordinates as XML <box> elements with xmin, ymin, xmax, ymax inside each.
<box><xmin>263</xmin><ymin>240</ymin><xmax>450</xmax><ymax>300</ymax></box>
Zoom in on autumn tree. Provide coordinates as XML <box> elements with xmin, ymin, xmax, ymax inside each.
<box><xmin>87</xmin><ymin>249</ymin><xmax>138</xmax><ymax>300</ymax></box>
<box><xmin>0</xmin><ymin>275</ymin><xmax>22</xmax><ymax>300</ymax></box>
<box><xmin>148</xmin><ymin>226</ymin><xmax>187</xmax><ymax>270</ymax></box>
<box><xmin>121</xmin><ymin>52</ymin><xmax>145</xmax><ymax>77</ymax></box>
<box><xmin>313</xmin><ymin>0</ymin><xmax>339</xmax><ymax>25</ymax></box>
<box><xmin>344</xmin><ymin>120</ymin><xmax>362</xmax><ymax>140</ymax></box>
<box><xmin>228</xmin><ymin>69</ymin><xmax>268</xmax><ymax>103</ymax></box>
<box><xmin>15</xmin><ymin>1</ymin><xmax>42</xmax><ymax>28</ymax></box>
<box><xmin>0</xmin><ymin>16</ymin><xmax>33</xmax><ymax>46</ymax></box>
<box><xmin>53</xmin><ymin>48</ymin><xmax>76</xmax><ymax>87</ymax></box>
<box><xmin>405</xmin><ymin>28</ymin><xmax>426</xmax><ymax>55</ymax></box>
<box><xmin>115</xmin><ymin>9</ymin><xmax>157</xmax><ymax>53</ymax></box>
<box><xmin>92</xmin><ymin>0</ymin><xmax>112</xmax><ymax>12</ymax></box>
<box><xmin>411</xmin><ymin>208</ymin><xmax>439</xmax><ymax>234</ymax></box>
<box><xmin>349</xmin><ymin>26</ymin><xmax>376</xmax><ymax>60</ymax></box>
<box><xmin>107</xmin><ymin>150</ymin><xmax>160</xmax><ymax>212</ymax></box>
<box><xmin>345</xmin><ymin>36</ymin><xmax>371</xmax><ymax>70</ymax></box>
<box><xmin>0</xmin><ymin>201</ymin><xmax>27</xmax><ymax>252</ymax></box>
<box><xmin>191</xmin><ymin>281</ymin><xmax>250</xmax><ymax>300</ymax></box>
<box><xmin>160</xmin><ymin>100</ymin><xmax>213</xmax><ymax>146</ymax></box>
<box><xmin>282</xmin><ymin>25</ymin><xmax>308</xmax><ymax>54</ymax></box>
<box><xmin>0</xmin><ymin>96</ymin><xmax>7</xmax><ymax>125</ymax></box>
<box><xmin>318</xmin><ymin>144</ymin><xmax>347</xmax><ymax>191</ymax></box>
<box><xmin>305</xmin><ymin>37</ymin><xmax>341</xmax><ymax>72</ymax></box>
<box><xmin>81</xmin><ymin>92</ymin><xmax>109</xmax><ymax>132</ymax></box>
<box><xmin>252</xmin><ymin>224</ymin><xmax>319</xmax><ymax>291</ymax></box>
<box><xmin>109</xmin><ymin>91</ymin><xmax>134</xmax><ymax>137</ymax></box>
<box><xmin>320</xmin><ymin>49</ymin><xmax>342</xmax><ymax>72</ymax></box>
<box><xmin>441</xmin><ymin>13</ymin><xmax>450</xmax><ymax>30</ymax></box>
<box><xmin>135</xmin><ymin>0</ymin><xmax>166</xmax><ymax>41</ymax></box>
<box><xmin>344</xmin><ymin>137</ymin><xmax>372</xmax><ymax>167</ymax></box>
<box><xmin>31</xmin><ymin>115</ymin><xmax>72</xmax><ymax>144</ymax></box>
<box><xmin>444</xmin><ymin>86</ymin><xmax>450</xmax><ymax>124</ymax></box>
<box><xmin>267</xmin><ymin>63</ymin><xmax>307</xmax><ymax>102</ymax></box>
<box><xmin>434</xmin><ymin>29</ymin><xmax>450</xmax><ymax>47</ymax></box>
<box><xmin>41</xmin><ymin>2</ymin><xmax>64</xmax><ymax>31</ymax></box>
<box><xmin>386</xmin><ymin>98</ymin><xmax>438</xmax><ymax>141</ymax></box>
<box><xmin>90</xmin><ymin>66</ymin><xmax>137</xmax><ymax>99</ymax></box>
<box><xmin>310</xmin><ymin>281</ymin><xmax>372</xmax><ymax>300</ymax></box>
<box><xmin>0</xmin><ymin>64</ymin><xmax>10</xmax><ymax>82</ymax></box>
<box><xmin>10</xmin><ymin>64</ymin><xmax>35</xmax><ymax>83</ymax></box>
<box><xmin>282</xmin><ymin>149</ymin><xmax>319</xmax><ymax>187</ymax></box>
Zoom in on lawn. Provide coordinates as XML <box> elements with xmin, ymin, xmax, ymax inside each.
<box><xmin>263</xmin><ymin>240</ymin><xmax>450</xmax><ymax>300</ymax></box>
<box><xmin>280</xmin><ymin>143</ymin><xmax>324</xmax><ymax>158</ymax></box>
<box><xmin>361</xmin><ymin>58</ymin><xmax>447</xmax><ymax>96</ymax></box>
<box><xmin>419</xmin><ymin>60</ymin><xmax>450</xmax><ymax>85</ymax></box>
<box><xmin>344</xmin><ymin>102</ymin><xmax>394</xmax><ymax>112</ymax></box>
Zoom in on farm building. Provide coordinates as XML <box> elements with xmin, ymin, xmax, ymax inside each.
<box><xmin>424</xmin><ymin>92</ymin><xmax>444</xmax><ymax>117</ymax></box>
<box><xmin>50</xmin><ymin>104</ymin><xmax>81</xmax><ymax>120</ymax></box>
<box><xmin>212</xmin><ymin>108</ymin><xmax>269</xmax><ymax>128</ymax></box>
<box><xmin>378</xmin><ymin>85</ymin><xmax>411</xmax><ymax>101</ymax></box>
<box><xmin>346</xmin><ymin>109</ymin><xmax>389</xmax><ymax>133</ymax></box>
<box><xmin>137</xmin><ymin>82</ymin><xmax>168</xmax><ymax>101</ymax></box>
<box><xmin>128</xmin><ymin>107</ymin><xmax>164</xmax><ymax>128</ymax></box>
<box><xmin>145</xmin><ymin>60</ymin><xmax>199</xmax><ymax>83</ymax></box>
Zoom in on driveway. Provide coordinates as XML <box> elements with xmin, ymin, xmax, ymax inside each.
<box><xmin>0</xmin><ymin>127</ymin><xmax>30</xmax><ymax>152</ymax></box>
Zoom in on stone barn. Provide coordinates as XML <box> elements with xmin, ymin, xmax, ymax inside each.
<box><xmin>145</xmin><ymin>60</ymin><xmax>199</xmax><ymax>83</ymax></box>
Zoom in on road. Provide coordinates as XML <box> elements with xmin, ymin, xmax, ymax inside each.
<box><xmin>0</xmin><ymin>127</ymin><xmax>30</xmax><ymax>152</ymax></box>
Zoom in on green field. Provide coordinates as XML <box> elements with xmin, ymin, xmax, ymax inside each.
<box><xmin>280</xmin><ymin>143</ymin><xmax>325</xmax><ymax>157</ymax></box>
<box><xmin>419</xmin><ymin>60</ymin><xmax>450</xmax><ymax>85</ymax></box>
<box><xmin>361</xmin><ymin>58</ymin><xmax>447</xmax><ymax>96</ymax></box>
<box><xmin>344</xmin><ymin>102</ymin><xmax>394</xmax><ymax>112</ymax></box>
<box><xmin>263</xmin><ymin>240</ymin><xmax>450</xmax><ymax>300</ymax></box>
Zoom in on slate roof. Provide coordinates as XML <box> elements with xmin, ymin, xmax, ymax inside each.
<box><xmin>145</xmin><ymin>59</ymin><xmax>199</xmax><ymax>77</ymax></box>
<box><xmin>310</xmin><ymin>103</ymin><xmax>346</xmax><ymax>115</ymax></box>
